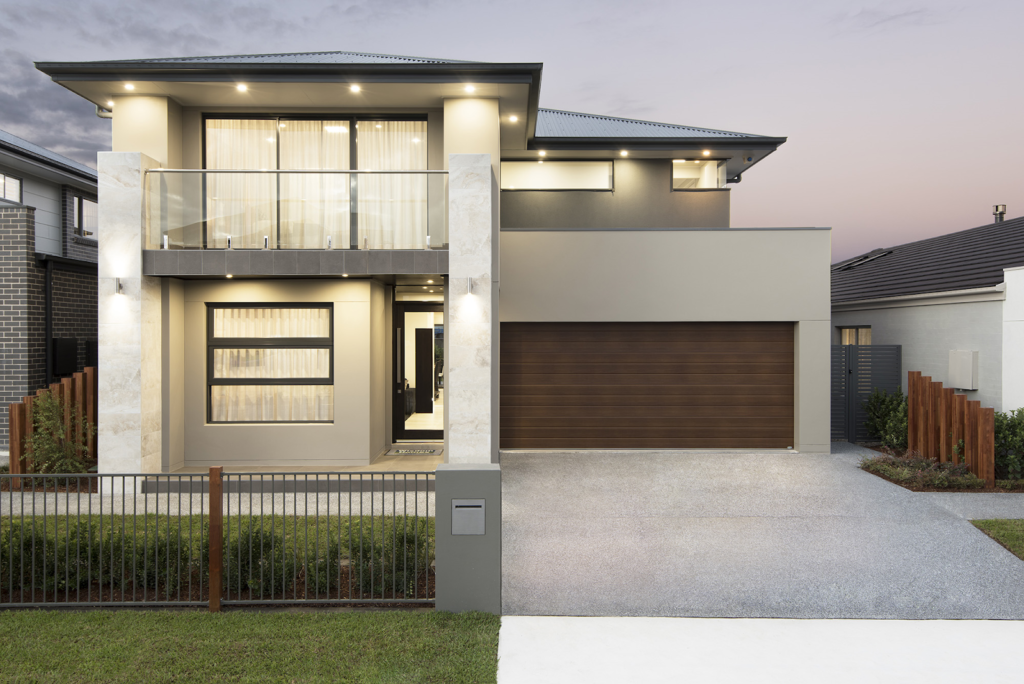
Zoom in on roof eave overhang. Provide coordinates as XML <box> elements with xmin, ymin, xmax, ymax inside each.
<box><xmin>0</xmin><ymin>140</ymin><xmax>97</xmax><ymax>185</ymax></box>
<box><xmin>528</xmin><ymin>136</ymin><xmax>787</xmax><ymax>151</ymax></box>
<box><xmin>832</xmin><ymin>283</ymin><xmax>1006</xmax><ymax>312</ymax></box>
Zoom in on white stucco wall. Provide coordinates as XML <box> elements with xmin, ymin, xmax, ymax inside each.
<box><xmin>1003</xmin><ymin>268</ymin><xmax>1024</xmax><ymax>412</ymax></box>
<box><xmin>833</xmin><ymin>298</ymin><xmax>1004</xmax><ymax>410</ymax></box>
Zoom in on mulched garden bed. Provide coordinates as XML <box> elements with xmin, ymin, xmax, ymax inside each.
<box><xmin>857</xmin><ymin>446</ymin><xmax>1024</xmax><ymax>493</ymax></box>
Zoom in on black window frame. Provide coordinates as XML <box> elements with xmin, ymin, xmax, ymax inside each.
<box><xmin>206</xmin><ymin>302</ymin><xmax>335</xmax><ymax>424</ymax></box>
<box><xmin>200</xmin><ymin>114</ymin><xmax>430</xmax><ymax>249</ymax></box>
<box><xmin>1</xmin><ymin>172</ymin><xmax>23</xmax><ymax>203</ymax></box>
<box><xmin>72</xmin><ymin>195</ymin><xmax>98</xmax><ymax>237</ymax></box>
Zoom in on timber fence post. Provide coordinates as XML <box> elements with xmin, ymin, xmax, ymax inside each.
<box><xmin>209</xmin><ymin>466</ymin><xmax>223</xmax><ymax>613</ymax></box>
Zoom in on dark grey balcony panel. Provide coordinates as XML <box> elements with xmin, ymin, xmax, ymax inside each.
<box><xmin>414</xmin><ymin>250</ymin><xmax>438</xmax><ymax>274</ymax></box>
<box><xmin>391</xmin><ymin>251</ymin><xmax>414</xmax><ymax>274</ymax></box>
<box><xmin>344</xmin><ymin>250</ymin><xmax>368</xmax><ymax>274</ymax></box>
<box><xmin>203</xmin><ymin>251</ymin><xmax>227</xmax><ymax>275</ymax></box>
<box><xmin>273</xmin><ymin>251</ymin><xmax>298</xmax><ymax>275</ymax></box>
<box><xmin>296</xmin><ymin>251</ymin><xmax>320</xmax><ymax>275</ymax></box>
<box><xmin>251</xmin><ymin>250</ymin><xmax>274</xmax><ymax>274</ymax></box>
<box><xmin>321</xmin><ymin>250</ymin><xmax>346</xmax><ymax>274</ymax></box>
<box><xmin>153</xmin><ymin>250</ymin><xmax>178</xmax><ymax>275</ymax></box>
<box><xmin>225</xmin><ymin>250</ymin><xmax>251</xmax><ymax>276</ymax></box>
<box><xmin>368</xmin><ymin>251</ymin><xmax>392</xmax><ymax>274</ymax></box>
<box><xmin>179</xmin><ymin>251</ymin><xmax>203</xmax><ymax>275</ymax></box>
<box><xmin>140</xmin><ymin>249</ymin><xmax>450</xmax><ymax>276</ymax></box>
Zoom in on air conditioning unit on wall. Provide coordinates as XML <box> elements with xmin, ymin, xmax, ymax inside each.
<box><xmin>948</xmin><ymin>350</ymin><xmax>979</xmax><ymax>390</ymax></box>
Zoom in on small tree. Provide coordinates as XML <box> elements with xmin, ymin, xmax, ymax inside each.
<box><xmin>863</xmin><ymin>387</ymin><xmax>908</xmax><ymax>451</ymax></box>
<box><xmin>24</xmin><ymin>392</ymin><xmax>94</xmax><ymax>474</ymax></box>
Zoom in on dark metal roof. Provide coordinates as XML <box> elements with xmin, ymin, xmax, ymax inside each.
<box><xmin>62</xmin><ymin>50</ymin><xmax>475</xmax><ymax>66</ymax></box>
<box><xmin>0</xmin><ymin>129</ymin><xmax>97</xmax><ymax>181</ymax></box>
<box><xmin>832</xmin><ymin>215</ymin><xmax>1024</xmax><ymax>303</ymax></box>
<box><xmin>536</xmin><ymin>109</ymin><xmax>764</xmax><ymax>139</ymax></box>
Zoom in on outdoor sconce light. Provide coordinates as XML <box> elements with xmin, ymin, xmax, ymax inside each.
<box><xmin>162</xmin><ymin>235</ymin><xmax>168</xmax><ymax>249</ymax></box>
<box><xmin>466</xmin><ymin>277</ymin><xmax>474</xmax><ymax>295</ymax></box>
<box><xmin>263</xmin><ymin>236</ymin><xmax>269</xmax><ymax>249</ymax></box>
<box><xmin>227</xmin><ymin>235</ymin><xmax>232</xmax><ymax>249</ymax></box>
<box><xmin>114</xmin><ymin>278</ymin><xmax>124</xmax><ymax>295</ymax></box>
<box><xmin>326</xmin><ymin>235</ymin><xmax>332</xmax><ymax>249</ymax></box>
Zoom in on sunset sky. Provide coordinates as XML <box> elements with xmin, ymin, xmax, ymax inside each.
<box><xmin>2</xmin><ymin>0</ymin><xmax>1020</xmax><ymax>262</ymax></box>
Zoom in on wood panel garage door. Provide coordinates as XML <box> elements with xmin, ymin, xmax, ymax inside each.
<box><xmin>500</xmin><ymin>322</ymin><xmax>794</xmax><ymax>449</ymax></box>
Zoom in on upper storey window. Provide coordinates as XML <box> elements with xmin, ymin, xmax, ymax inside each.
<box><xmin>203</xmin><ymin>117</ymin><xmax>427</xmax><ymax>249</ymax></box>
<box><xmin>1</xmin><ymin>173</ymin><xmax>22</xmax><ymax>202</ymax></box>
<box><xmin>672</xmin><ymin>159</ymin><xmax>726</xmax><ymax>190</ymax></box>
<box><xmin>500</xmin><ymin>161</ymin><xmax>613</xmax><ymax>191</ymax></box>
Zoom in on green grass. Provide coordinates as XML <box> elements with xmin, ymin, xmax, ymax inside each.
<box><xmin>972</xmin><ymin>519</ymin><xmax>1024</xmax><ymax>561</ymax></box>
<box><xmin>0</xmin><ymin>609</ymin><xmax>499</xmax><ymax>683</ymax></box>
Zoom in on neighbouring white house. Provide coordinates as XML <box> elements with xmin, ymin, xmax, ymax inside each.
<box><xmin>832</xmin><ymin>210</ymin><xmax>1024</xmax><ymax>413</ymax></box>
<box><xmin>34</xmin><ymin>50</ymin><xmax>832</xmax><ymax>473</ymax></box>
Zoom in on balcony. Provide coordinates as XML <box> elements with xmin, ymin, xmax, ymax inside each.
<box><xmin>144</xmin><ymin>169</ymin><xmax>448</xmax><ymax>251</ymax></box>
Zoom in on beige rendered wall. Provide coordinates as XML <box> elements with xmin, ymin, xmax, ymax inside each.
<box><xmin>181</xmin><ymin>279</ymin><xmax>378</xmax><ymax>467</ymax></box>
<box><xmin>369</xmin><ymin>281</ymin><xmax>387</xmax><ymax>462</ymax></box>
<box><xmin>162</xmin><ymin>278</ymin><xmax>185</xmax><ymax>472</ymax></box>
<box><xmin>499</xmin><ymin>228</ymin><xmax>832</xmax><ymax>452</ymax></box>
<box><xmin>111</xmin><ymin>96</ymin><xmax>182</xmax><ymax>168</ymax></box>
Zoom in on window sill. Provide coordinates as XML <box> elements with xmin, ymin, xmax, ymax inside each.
<box><xmin>670</xmin><ymin>188</ymin><xmax>731</xmax><ymax>193</ymax></box>
<box><xmin>72</xmin><ymin>236</ymin><xmax>98</xmax><ymax>247</ymax></box>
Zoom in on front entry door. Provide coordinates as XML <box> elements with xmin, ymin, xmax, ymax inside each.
<box><xmin>393</xmin><ymin>302</ymin><xmax>444</xmax><ymax>440</ymax></box>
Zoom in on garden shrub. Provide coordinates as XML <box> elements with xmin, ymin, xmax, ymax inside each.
<box><xmin>24</xmin><ymin>392</ymin><xmax>95</xmax><ymax>475</ymax></box>
<box><xmin>862</xmin><ymin>387</ymin><xmax>908</xmax><ymax>451</ymax></box>
<box><xmin>222</xmin><ymin>517</ymin><xmax>297</xmax><ymax>596</ymax></box>
<box><xmin>860</xmin><ymin>453</ymin><xmax>984</xmax><ymax>490</ymax></box>
<box><xmin>350</xmin><ymin>516</ymin><xmax>434</xmax><ymax>596</ymax></box>
<box><xmin>994</xmin><ymin>408</ymin><xmax>1024</xmax><ymax>480</ymax></box>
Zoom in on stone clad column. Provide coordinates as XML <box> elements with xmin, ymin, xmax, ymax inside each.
<box><xmin>97</xmin><ymin>152</ymin><xmax>163</xmax><ymax>480</ymax></box>
<box><xmin>446</xmin><ymin>153</ymin><xmax>498</xmax><ymax>464</ymax></box>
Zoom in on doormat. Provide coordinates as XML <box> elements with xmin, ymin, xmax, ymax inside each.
<box><xmin>387</xmin><ymin>448</ymin><xmax>441</xmax><ymax>456</ymax></box>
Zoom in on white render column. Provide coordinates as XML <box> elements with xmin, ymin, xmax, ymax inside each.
<box><xmin>446</xmin><ymin>153</ymin><xmax>499</xmax><ymax>464</ymax></box>
<box><xmin>97</xmin><ymin>152</ymin><xmax>163</xmax><ymax>479</ymax></box>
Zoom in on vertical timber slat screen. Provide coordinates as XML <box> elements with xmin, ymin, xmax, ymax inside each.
<box><xmin>906</xmin><ymin>370</ymin><xmax>995</xmax><ymax>487</ymax></box>
<box><xmin>7</xmin><ymin>367</ymin><xmax>97</xmax><ymax>482</ymax></box>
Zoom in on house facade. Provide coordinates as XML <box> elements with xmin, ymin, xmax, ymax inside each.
<box><xmin>0</xmin><ymin>130</ymin><xmax>98</xmax><ymax>457</ymax></box>
<box><xmin>832</xmin><ymin>214</ymin><xmax>1024</xmax><ymax>413</ymax></box>
<box><xmin>35</xmin><ymin>51</ymin><xmax>831</xmax><ymax>473</ymax></box>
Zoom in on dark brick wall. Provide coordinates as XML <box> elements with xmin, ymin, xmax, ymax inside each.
<box><xmin>0</xmin><ymin>206</ymin><xmax>46</xmax><ymax>451</ymax></box>
<box><xmin>62</xmin><ymin>185</ymin><xmax>98</xmax><ymax>262</ymax></box>
<box><xmin>52</xmin><ymin>268</ymin><xmax>98</xmax><ymax>371</ymax></box>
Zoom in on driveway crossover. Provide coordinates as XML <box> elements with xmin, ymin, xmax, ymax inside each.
<box><xmin>500</xmin><ymin>443</ymin><xmax>1024</xmax><ymax>618</ymax></box>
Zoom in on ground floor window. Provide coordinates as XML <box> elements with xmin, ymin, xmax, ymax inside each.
<box><xmin>839</xmin><ymin>326</ymin><xmax>871</xmax><ymax>345</ymax></box>
<box><xmin>207</xmin><ymin>304</ymin><xmax>334</xmax><ymax>423</ymax></box>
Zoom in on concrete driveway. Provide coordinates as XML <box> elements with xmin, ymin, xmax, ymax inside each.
<box><xmin>500</xmin><ymin>443</ymin><xmax>1024</xmax><ymax>618</ymax></box>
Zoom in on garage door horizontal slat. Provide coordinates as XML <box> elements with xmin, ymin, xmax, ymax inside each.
<box><xmin>500</xmin><ymin>322</ymin><xmax>794</xmax><ymax>449</ymax></box>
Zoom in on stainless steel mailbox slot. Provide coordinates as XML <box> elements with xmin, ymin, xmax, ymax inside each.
<box><xmin>452</xmin><ymin>499</ymin><xmax>486</xmax><ymax>535</ymax></box>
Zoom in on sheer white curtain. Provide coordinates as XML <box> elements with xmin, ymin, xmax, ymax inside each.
<box><xmin>210</xmin><ymin>386</ymin><xmax>334</xmax><ymax>422</ymax></box>
<box><xmin>205</xmin><ymin>120</ymin><xmax>278</xmax><ymax>248</ymax></box>
<box><xmin>212</xmin><ymin>308</ymin><xmax>331</xmax><ymax>338</ymax></box>
<box><xmin>357</xmin><ymin>121</ymin><xmax>428</xmax><ymax>249</ymax></box>
<box><xmin>209</xmin><ymin>307</ymin><xmax>333</xmax><ymax>423</ymax></box>
<box><xmin>279</xmin><ymin>121</ymin><xmax>350</xmax><ymax>249</ymax></box>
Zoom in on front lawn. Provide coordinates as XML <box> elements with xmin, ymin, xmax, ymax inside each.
<box><xmin>972</xmin><ymin>520</ymin><xmax>1024</xmax><ymax>562</ymax></box>
<box><xmin>0</xmin><ymin>609</ymin><xmax>499</xmax><ymax>683</ymax></box>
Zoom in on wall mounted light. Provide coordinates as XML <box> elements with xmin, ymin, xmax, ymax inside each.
<box><xmin>114</xmin><ymin>278</ymin><xmax>124</xmax><ymax>294</ymax></box>
<box><xmin>466</xmin><ymin>277</ymin><xmax>474</xmax><ymax>295</ymax></box>
<box><xmin>226</xmin><ymin>235</ymin><xmax>232</xmax><ymax>250</ymax></box>
<box><xmin>162</xmin><ymin>235</ymin><xmax>168</xmax><ymax>249</ymax></box>
<box><xmin>326</xmin><ymin>235</ymin><xmax>332</xmax><ymax>249</ymax></box>
<box><xmin>263</xmin><ymin>236</ymin><xmax>269</xmax><ymax>250</ymax></box>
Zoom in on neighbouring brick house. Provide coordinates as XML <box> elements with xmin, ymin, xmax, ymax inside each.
<box><xmin>0</xmin><ymin>129</ymin><xmax>98</xmax><ymax>457</ymax></box>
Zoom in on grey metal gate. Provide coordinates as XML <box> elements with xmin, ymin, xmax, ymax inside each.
<box><xmin>831</xmin><ymin>345</ymin><xmax>902</xmax><ymax>442</ymax></box>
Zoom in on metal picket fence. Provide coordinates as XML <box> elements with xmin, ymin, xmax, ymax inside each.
<box><xmin>0</xmin><ymin>469</ymin><xmax>435</xmax><ymax>610</ymax></box>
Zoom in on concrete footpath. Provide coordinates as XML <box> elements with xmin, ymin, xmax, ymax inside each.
<box><xmin>497</xmin><ymin>616</ymin><xmax>1024</xmax><ymax>683</ymax></box>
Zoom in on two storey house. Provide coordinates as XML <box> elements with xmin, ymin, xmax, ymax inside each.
<box><xmin>35</xmin><ymin>51</ymin><xmax>831</xmax><ymax>473</ymax></box>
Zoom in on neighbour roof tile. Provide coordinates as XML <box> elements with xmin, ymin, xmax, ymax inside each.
<box><xmin>831</xmin><ymin>215</ymin><xmax>1024</xmax><ymax>303</ymax></box>
<box><xmin>0</xmin><ymin>129</ymin><xmax>97</xmax><ymax>178</ymax></box>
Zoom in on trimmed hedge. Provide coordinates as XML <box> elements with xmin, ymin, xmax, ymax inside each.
<box><xmin>1</xmin><ymin>515</ymin><xmax>434</xmax><ymax>599</ymax></box>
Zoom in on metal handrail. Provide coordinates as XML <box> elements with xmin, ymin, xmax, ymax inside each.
<box><xmin>146</xmin><ymin>169</ymin><xmax>449</xmax><ymax>174</ymax></box>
